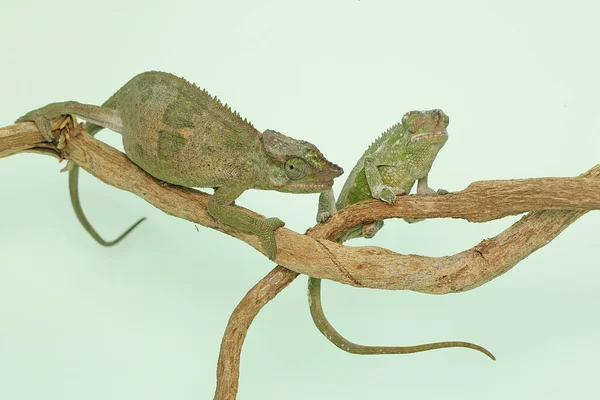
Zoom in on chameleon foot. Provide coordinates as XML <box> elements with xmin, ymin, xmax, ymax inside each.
<box><xmin>16</xmin><ymin>102</ymin><xmax>76</xmax><ymax>142</ymax></box>
<box><xmin>16</xmin><ymin>111</ymin><xmax>55</xmax><ymax>141</ymax></box>
<box><xmin>418</xmin><ymin>187</ymin><xmax>437</xmax><ymax>195</ymax></box>
<box><xmin>377</xmin><ymin>186</ymin><xmax>397</xmax><ymax>205</ymax></box>
<box><xmin>316</xmin><ymin>210</ymin><xmax>332</xmax><ymax>223</ymax></box>
<box><xmin>257</xmin><ymin>217</ymin><xmax>285</xmax><ymax>260</ymax></box>
<box><xmin>316</xmin><ymin>188</ymin><xmax>336</xmax><ymax>223</ymax></box>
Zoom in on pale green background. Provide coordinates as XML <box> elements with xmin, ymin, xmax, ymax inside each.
<box><xmin>1</xmin><ymin>1</ymin><xmax>599</xmax><ymax>399</ymax></box>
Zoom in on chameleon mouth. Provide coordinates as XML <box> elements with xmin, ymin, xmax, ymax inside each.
<box><xmin>276</xmin><ymin>180</ymin><xmax>334</xmax><ymax>192</ymax></box>
<box><xmin>291</xmin><ymin>180</ymin><xmax>334</xmax><ymax>190</ymax></box>
<box><xmin>410</xmin><ymin>131</ymin><xmax>448</xmax><ymax>142</ymax></box>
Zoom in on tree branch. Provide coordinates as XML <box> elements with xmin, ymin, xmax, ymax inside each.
<box><xmin>214</xmin><ymin>266</ymin><xmax>299</xmax><ymax>399</ymax></box>
<box><xmin>1</xmin><ymin>121</ymin><xmax>598</xmax><ymax>293</ymax></box>
<box><xmin>1</xmin><ymin>120</ymin><xmax>597</xmax><ymax>399</ymax></box>
<box><xmin>214</xmin><ymin>186</ymin><xmax>592</xmax><ymax>398</ymax></box>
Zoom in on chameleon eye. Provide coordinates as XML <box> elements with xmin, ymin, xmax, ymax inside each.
<box><xmin>407</xmin><ymin>119</ymin><xmax>422</xmax><ymax>134</ymax></box>
<box><xmin>284</xmin><ymin>157</ymin><xmax>309</xmax><ymax>181</ymax></box>
<box><xmin>402</xmin><ymin>111</ymin><xmax>422</xmax><ymax>133</ymax></box>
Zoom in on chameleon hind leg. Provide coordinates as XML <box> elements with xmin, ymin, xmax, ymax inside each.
<box><xmin>16</xmin><ymin>101</ymin><xmax>124</xmax><ymax>140</ymax></box>
<box><xmin>16</xmin><ymin>102</ymin><xmax>145</xmax><ymax>246</ymax></box>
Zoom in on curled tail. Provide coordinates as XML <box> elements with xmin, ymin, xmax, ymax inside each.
<box><xmin>69</xmin><ymin>122</ymin><xmax>145</xmax><ymax>246</ymax></box>
<box><xmin>308</xmin><ymin>277</ymin><xmax>495</xmax><ymax>360</ymax></box>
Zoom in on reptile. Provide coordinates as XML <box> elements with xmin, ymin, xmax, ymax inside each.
<box><xmin>16</xmin><ymin>71</ymin><xmax>343</xmax><ymax>260</ymax></box>
<box><xmin>310</xmin><ymin>109</ymin><xmax>495</xmax><ymax>359</ymax></box>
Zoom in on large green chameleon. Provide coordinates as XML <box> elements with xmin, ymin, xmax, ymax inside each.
<box><xmin>16</xmin><ymin>71</ymin><xmax>343</xmax><ymax>259</ymax></box>
<box><xmin>310</xmin><ymin>110</ymin><xmax>494</xmax><ymax>359</ymax></box>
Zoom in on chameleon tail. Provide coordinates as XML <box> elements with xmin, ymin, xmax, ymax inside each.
<box><xmin>68</xmin><ymin>122</ymin><xmax>146</xmax><ymax>246</ymax></box>
<box><xmin>307</xmin><ymin>277</ymin><xmax>495</xmax><ymax>360</ymax></box>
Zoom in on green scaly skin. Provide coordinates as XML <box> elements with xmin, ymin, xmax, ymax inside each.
<box><xmin>310</xmin><ymin>110</ymin><xmax>495</xmax><ymax>360</ymax></box>
<box><xmin>16</xmin><ymin>71</ymin><xmax>343</xmax><ymax>260</ymax></box>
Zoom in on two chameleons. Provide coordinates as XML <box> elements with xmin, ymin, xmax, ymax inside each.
<box><xmin>16</xmin><ymin>71</ymin><xmax>493</xmax><ymax>360</ymax></box>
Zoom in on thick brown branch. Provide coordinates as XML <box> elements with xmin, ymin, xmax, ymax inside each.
<box><xmin>214</xmin><ymin>176</ymin><xmax>595</xmax><ymax>398</ymax></box>
<box><xmin>1</xmin><ymin>121</ymin><xmax>598</xmax><ymax>293</ymax></box>
<box><xmin>213</xmin><ymin>169</ymin><xmax>598</xmax><ymax>399</ymax></box>
<box><xmin>2</xmin><ymin>120</ymin><xmax>597</xmax><ymax>400</ymax></box>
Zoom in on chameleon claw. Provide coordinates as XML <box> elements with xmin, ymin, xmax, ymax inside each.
<box><xmin>379</xmin><ymin>186</ymin><xmax>396</xmax><ymax>204</ymax></box>
<box><xmin>16</xmin><ymin>103</ymin><xmax>76</xmax><ymax>142</ymax></box>
<box><xmin>16</xmin><ymin>113</ymin><xmax>55</xmax><ymax>142</ymax></box>
<box><xmin>316</xmin><ymin>210</ymin><xmax>332</xmax><ymax>224</ymax></box>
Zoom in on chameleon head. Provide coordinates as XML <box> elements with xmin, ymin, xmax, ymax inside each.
<box><xmin>260</xmin><ymin>129</ymin><xmax>344</xmax><ymax>193</ymax></box>
<box><xmin>402</xmin><ymin>109</ymin><xmax>449</xmax><ymax>146</ymax></box>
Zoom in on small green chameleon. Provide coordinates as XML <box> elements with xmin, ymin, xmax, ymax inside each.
<box><xmin>310</xmin><ymin>110</ymin><xmax>495</xmax><ymax>359</ymax></box>
<box><xmin>16</xmin><ymin>71</ymin><xmax>343</xmax><ymax>260</ymax></box>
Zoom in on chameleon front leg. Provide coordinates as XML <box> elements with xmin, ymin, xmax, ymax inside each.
<box><xmin>208</xmin><ymin>179</ymin><xmax>284</xmax><ymax>260</ymax></box>
<box><xmin>316</xmin><ymin>188</ymin><xmax>380</xmax><ymax>239</ymax></box>
<box><xmin>364</xmin><ymin>151</ymin><xmax>416</xmax><ymax>206</ymax></box>
<box><xmin>363</xmin><ymin>154</ymin><xmax>401</xmax><ymax>205</ymax></box>
<box><xmin>363</xmin><ymin>153</ymin><xmax>412</xmax><ymax>236</ymax></box>
<box><xmin>316</xmin><ymin>188</ymin><xmax>336</xmax><ymax>223</ymax></box>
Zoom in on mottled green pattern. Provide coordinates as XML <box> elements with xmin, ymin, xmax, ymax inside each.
<box><xmin>344</xmin><ymin>169</ymin><xmax>371</xmax><ymax>206</ymax></box>
<box><xmin>158</xmin><ymin>129</ymin><xmax>187</xmax><ymax>160</ymax></box>
<box><xmin>162</xmin><ymin>101</ymin><xmax>198</xmax><ymax>129</ymax></box>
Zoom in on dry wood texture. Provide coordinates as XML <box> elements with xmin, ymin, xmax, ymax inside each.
<box><xmin>1</xmin><ymin>119</ymin><xmax>597</xmax><ymax>399</ymax></box>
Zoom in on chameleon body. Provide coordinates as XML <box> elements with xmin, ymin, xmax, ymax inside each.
<box><xmin>310</xmin><ymin>110</ymin><xmax>495</xmax><ymax>359</ymax></box>
<box><xmin>17</xmin><ymin>71</ymin><xmax>343</xmax><ymax>259</ymax></box>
